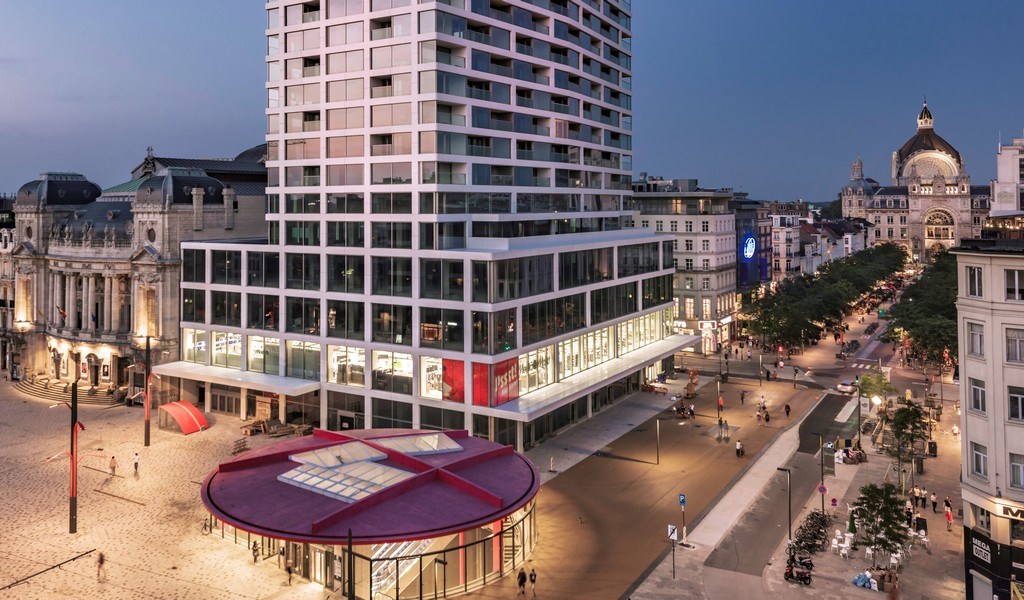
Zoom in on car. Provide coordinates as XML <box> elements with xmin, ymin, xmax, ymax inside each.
<box><xmin>837</xmin><ymin>381</ymin><xmax>858</xmax><ymax>394</ymax></box>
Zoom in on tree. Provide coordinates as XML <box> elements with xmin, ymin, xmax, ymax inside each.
<box><xmin>852</xmin><ymin>483</ymin><xmax>909</xmax><ymax>567</ymax></box>
<box><xmin>818</xmin><ymin>197</ymin><xmax>843</xmax><ymax>219</ymax></box>
<box><xmin>888</xmin><ymin>251</ymin><xmax>957</xmax><ymax>362</ymax></box>
<box><xmin>857</xmin><ymin>368</ymin><xmax>898</xmax><ymax>406</ymax></box>
<box><xmin>888</xmin><ymin>401</ymin><xmax>929</xmax><ymax>494</ymax></box>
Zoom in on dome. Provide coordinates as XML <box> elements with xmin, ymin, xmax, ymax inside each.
<box><xmin>134</xmin><ymin>167</ymin><xmax>225</xmax><ymax>205</ymax></box>
<box><xmin>233</xmin><ymin>143</ymin><xmax>267</xmax><ymax>163</ymax></box>
<box><xmin>16</xmin><ymin>172</ymin><xmax>102</xmax><ymax>207</ymax></box>
<box><xmin>896</xmin><ymin>101</ymin><xmax>961</xmax><ymax>167</ymax></box>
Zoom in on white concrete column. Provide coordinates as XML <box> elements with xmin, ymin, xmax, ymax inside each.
<box><xmin>51</xmin><ymin>272</ymin><xmax>58</xmax><ymax>324</ymax></box>
<box><xmin>64</xmin><ymin>274</ymin><xmax>72</xmax><ymax>328</ymax></box>
<box><xmin>113</xmin><ymin>276</ymin><xmax>122</xmax><ymax>333</ymax></box>
<box><xmin>87</xmin><ymin>274</ymin><xmax>96</xmax><ymax>332</ymax></box>
<box><xmin>103</xmin><ymin>275</ymin><xmax>112</xmax><ymax>332</ymax></box>
<box><xmin>240</xmin><ymin>386</ymin><xmax>248</xmax><ymax>421</ymax></box>
<box><xmin>70</xmin><ymin>274</ymin><xmax>80</xmax><ymax>330</ymax></box>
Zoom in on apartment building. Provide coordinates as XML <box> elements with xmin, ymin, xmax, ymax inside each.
<box><xmin>155</xmin><ymin>0</ymin><xmax>694</xmax><ymax>453</ymax></box>
<box><xmin>952</xmin><ymin>216</ymin><xmax>1024</xmax><ymax>600</ymax></box>
<box><xmin>992</xmin><ymin>135</ymin><xmax>1024</xmax><ymax>216</ymax></box>
<box><xmin>631</xmin><ymin>175</ymin><xmax>744</xmax><ymax>352</ymax></box>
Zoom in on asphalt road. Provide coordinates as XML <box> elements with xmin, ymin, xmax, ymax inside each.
<box><xmin>704</xmin><ymin>394</ymin><xmax>855</xmax><ymax>576</ymax></box>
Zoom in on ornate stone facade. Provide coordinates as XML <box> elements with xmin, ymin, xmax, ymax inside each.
<box><xmin>841</xmin><ymin>101</ymin><xmax>991</xmax><ymax>262</ymax></box>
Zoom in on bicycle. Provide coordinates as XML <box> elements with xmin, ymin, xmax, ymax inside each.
<box><xmin>201</xmin><ymin>519</ymin><xmax>212</xmax><ymax>535</ymax></box>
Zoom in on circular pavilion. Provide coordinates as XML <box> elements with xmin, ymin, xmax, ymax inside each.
<box><xmin>202</xmin><ymin>428</ymin><xmax>540</xmax><ymax>597</ymax></box>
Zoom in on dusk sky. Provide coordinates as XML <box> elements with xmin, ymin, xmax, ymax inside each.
<box><xmin>2</xmin><ymin>1</ymin><xmax>1023</xmax><ymax>201</ymax></box>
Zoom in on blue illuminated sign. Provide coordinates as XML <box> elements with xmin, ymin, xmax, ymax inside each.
<box><xmin>742</xmin><ymin>235</ymin><xmax>757</xmax><ymax>260</ymax></box>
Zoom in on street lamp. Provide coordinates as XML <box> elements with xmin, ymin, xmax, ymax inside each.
<box><xmin>129</xmin><ymin>362</ymin><xmax>159</xmax><ymax>447</ymax></box>
<box><xmin>855</xmin><ymin>376</ymin><xmax>862</xmax><ymax>451</ymax></box>
<box><xmin>812</xmin><ymin>432</ymin><xmax>825</xmax><ymax>514</ymax></box>
<box><xmin>46</xmin><ymin>380</ymin><xmax>100</xmax><ymax>533</ymax></box>
<box><xmin>777</xmin><ymin>467</ymin><xmax>792</xmax><ymax>542</ymax></box>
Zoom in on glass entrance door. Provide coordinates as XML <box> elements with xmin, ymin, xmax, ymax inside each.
<box><xmin>311</xmin><ymin>547</ymin><xmax>326</xmax><ymax>584</ymax></box>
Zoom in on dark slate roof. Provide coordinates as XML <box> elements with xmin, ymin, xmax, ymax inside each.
<box><xmin>50</xmin><ymin>200</ymin><xmax>134</xmax><ymax>241</ymax></box>
<box><xmin>970</xmin><ymin>186</ymin><xmax>991</xmax><ymax>196</ymax></box>
<box><xmin>16</xmin><ymin>173</ymin><xmax>102</xmax><ymax>206</ymax></box>
<box><xmin>230</xmin><ymin>181</ymin><xmax>266</xmax><ymax>197</ymax></box>
<box><xmin>897</xmin><ymin>128</ymin><xmax>961</xmax><ymax>165</ymax></box>
<box><xmin>103</xmin><ymin>176</ymin><xmax>150</xmax><ymax>194</ymax></box>
<box><xmin>135</xmin><ymin>167</ymin><xmax>225</xmax><ymax>205</ymax></box>
<box><xmin>154</xmin><ymin>157</ymin><xmax>266</xmax><ymax>174</ymax></box>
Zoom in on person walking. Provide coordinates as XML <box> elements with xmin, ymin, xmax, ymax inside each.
<box><xmin>911</xmin><ymin>485</ymin><xmax>920</xmax><ymax>508</ymax></box>
<box><xmin>756</xmin><ymin>410</ymin><xmax>763</xmax><ymax>426</ymax></box>
<box><xmin>286</xmin><ymin>559</ymin><xmax>293</xmax><ymax>585</ymax></box>
<box><xmin>529</xmin><ymin>568</ymin><xmax>537</xmax><ymax>596</ymax></box>
<box><xmin>96</xmin><ymin>552</ymin><xmax>106</xmax><ymax>582</ymax></box>
<box><xmin>108</xmin><ymin>456</ymin><xmax>118</xmax><ymax>477</ymax></box>
<box><xmin>921</xmin><ymin>486</ymin><xmax>929</xmax><ymax>509</ymax></box>
<box><xmin>718</xmin><ymin>395</ymin><xmax>724</xmax><ymax>412</ymax></box>
<box><xmin>252</xmin><ymin>541</ymin><xmax>259</xmax><ymax>564</ymax></box>
<box><xmin>930</xmin><ymin>492</ymin><xmax>938</xmax><ymax>513</ymax></box>
<box><xmin>517</xmin><ymin>568</ymin><xmax>527</xmax><ymax>596</ymax></box>
<box><xmin>946</xmin><ymin>507</ymin><xmax>954</xmax><ymax>531</ymax></box>
<box><xmin>784</xmin><ymin>403</ymin><xmax>791</xmax><ymax>418</ymax></box>
<box><xmin>943</xmin><ymin>496</ymin><xmax>952</xmax><ymax>512</ymax></box>
<box><xmin>133</xmin><ymin>452</ymin><xmax>140</xmax><ymax>477</ymax></box>
<box><xmin>747</xmin><ymin>349</ymin><xmax>751</xmax><ymax>361</ymax></box>
<box><xmin>717</xmin><ymin>417</ymin><xmax>724</xmax><ymax>438</ymax></box>
<box><xmin>740</xmin><ymin>390</ymin><xmax>746</xmax><ymax>405</ymax></box>
<box><xmin>689</xmin><ymin>403</ymin><xmax>695</xmax><ymax>419</ymax></box>
<box><xmin>723</xmin><ymin>420</ymin><xmax>730</xmax><ymax>439</ymax></box>
<box><xmin>764</xmin><ymin>411</ymin><xmax>770</xmax><ymax>426</ymax></box>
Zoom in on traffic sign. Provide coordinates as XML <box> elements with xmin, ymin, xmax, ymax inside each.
<box><xmin>679</xmin><ymin>493</ymin><xmax>686</xmax><ymax>509</ymax></box>
<box><xmin>818</xmin><ymin>484</ymin><xmax>828</xmax><ymax>495</ymax></box>
<box><xmin>668</xmin><ymin>524</ymin><xmax>678</xmax><ymax>541</ymax></box>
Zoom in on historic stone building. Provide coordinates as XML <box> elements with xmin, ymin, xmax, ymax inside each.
<box><xmin>9</xmin><ymin>146</ymin><xmax>266</xmax><ymax>393</ymax></box>
<box><xmin>841</xmin><ymin>101</ymin><xmax>991</xmax><ymax>262</ymax></box>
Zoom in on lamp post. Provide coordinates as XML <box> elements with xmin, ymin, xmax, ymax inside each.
<box><xmin>758</xmin><ymin>354</ymin><xmax>762</xmax><ymax>387</ymax></box>
<box><xmin>813</xmin><ymin>432</ymin><xmax>825</xmax><ymax>514</ymax></box>
<box><xmin>716</xmin><ymin>378</ymin><xmax>722</xmax><ymax>422</ymax></box>
<box><xmin>47</xmin><ymin>380</ymin><xmax>99</xmax><ymax>534</ymax></box>
<box><xmin>130</xmin><ymin>360</ymin><xmax>158</xmax><ymax>447</ymax></box>
<box><xmin>855</xmin><ymin>376</ymin><xmax>862</xmax><ymax>450</ymax></box>
<box><xmin>777</xmin><ymin>467</ymin><xmax>792</xmax><ymax>542</ymax></box>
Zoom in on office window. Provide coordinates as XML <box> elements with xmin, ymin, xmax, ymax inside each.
<box><xmin>182</xmin><ymin>249</ymin><xmax>206</xmax><ymax>283</ymax></box>
<box><xmin>1008</xmin><ymin>328</ymin><xmax>1024</xmax><ymax>363</ymax></box>
<box><xmin>1007</xmin><ymin>269</ymin><xmax>1024</xmax><ymax>301</ymax></box>
<box><xmin>1009</xmin><ymin>386</ymin><xmax>1024</xmax><ymax>421</ymax></box>
<box><xmin>968</xmin><ymin>322</ymin><xmax>984</xmax><ymax>357</ymax></box>
<box><xmin>285</xmin><ymin>253</ymin><xmax>321</xmax><ymax>290</ymax></box>
<box><xmin>327</xmin><ymin>255</ymin><xmax>365</xmax><ymax>294</ymax></box>
<box><xmin>211</xmin><ymin>291</ymin><xmax>242</xmax><ymax>327</ymax></box>
<box><xmin>327</xmin><ymin>49</ymin><xmax>364</xmax><ymax>74</ymax></box>
<box><xmin>1012</xmin><ymin>453</ymin><xmax>1024</xmax><ymax>489</ymax></box>
<box><xmin>971</xmin><ymin>442</ymin><xmax>988</xmax><ymax>479</ymax></box>
<box><xmin>327</xmin><ymin>164</ymin><xmax>364</xmax><ymax>186</ymax></box>
<box><xmin>286</xmin><ymin>297</ymin><xmax>320</xmax><ymax>335</ymax></box>
<box><xmin>967</xmin><ymin>266</ymin><xmax>983</xmax><ymax>297</ymax></box>
<box><xmin>371</xmin><ymin>257</ymin><xmax>412</xmax><ymax>296</ymax></box>
<box><xmin>969</xmin><ymin>378</ymin><xmax>986</xmax><ymax>413</ymax></box>
<box><xmin>327</xmin><ymin>78</ymin><xmax>364</xmax><ymax>102</ymax></box>
<box><xmin>326</xmin><ymin>300</ymin><xmax>364</xmax><ymax>341</ymax></box>
<box><xmin>182</xmin><ymin>289</ymin><xmax>205</xmax><ymax>323</ymax></box>
<box><xmin>247</xmin><ymin>294</ymin><xmax>279</xmax><ymax>330</ymax></box>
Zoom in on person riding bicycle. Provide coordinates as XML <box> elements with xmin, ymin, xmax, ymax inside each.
<box><xmin>735</xmin><ymin>440</ymin><xmax>745</xmax><ymax>457</ymax></box>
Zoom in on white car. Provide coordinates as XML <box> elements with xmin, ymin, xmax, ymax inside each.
<box><xmin>836</xmin><ymin>381</ymin><xmax>858</xmax><ymax>394</ymax></box>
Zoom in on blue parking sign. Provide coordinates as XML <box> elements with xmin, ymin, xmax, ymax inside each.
<box><xmin>679</xmin><ymin>493</ymin><xmax>686</xmax><ymax>509</ymax></box>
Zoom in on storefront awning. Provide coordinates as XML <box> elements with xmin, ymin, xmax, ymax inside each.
<box><xmin>152</xmin><ymin>362</ymin><xmax>321</xmax><ymax>396</ymax></box>
<box><xmin>490</xmin><ymin>333</ymin><xmax>700</xmax><ymax>422</ymax></box>
<box><xmin>158</xmin><ymin>401</ymin><xmax>209</xmax><ymax>435</ymax></box>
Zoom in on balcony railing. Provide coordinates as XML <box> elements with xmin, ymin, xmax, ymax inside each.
<box><xmin>370</xmin><ymin>27</ymin><xmax>394</xmax><ymax>41</ymax></box>
<box><xmin>301</xmin><ymin>10</ymin><xmax>320</xmax><ymax>23</ymax></box>
<box><xmin>436</xmin><ymin>112</ymin><xmax>467</xmax><ymax>126</ymax></box>
<box><xmin>302</xmin><ymin>65</ymin><xmax>320</xmax><ymax>77</ymax></box>
<box><xmin>424</xmin><ymin>173</ymin><xmax>467</xmax><ymax>185</ymax></box>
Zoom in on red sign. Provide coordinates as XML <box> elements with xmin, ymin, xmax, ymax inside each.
<box><xmin>441</xmin><ymin>359</ymin><xmax>465</xmax><ymax>403</ymax></box>
<box><xmin>494</xmin><ymin>358</ymin><xmax>520</xmax><ymax>406</ymax></box>
<box><xmin>472</xmin><ymin>363</ymin><xmax>490</xmax><ymax>406</ymax></box>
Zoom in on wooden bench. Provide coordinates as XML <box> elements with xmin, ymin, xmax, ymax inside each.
<box><xmin>651</xmin><ymin>386</ymin><xmax>668</xmax><ymax>395</ymax></box>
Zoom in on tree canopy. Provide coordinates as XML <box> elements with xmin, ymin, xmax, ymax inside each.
<box><xmin>748</xmin><ymin>243</ymin><xmax>906</xmax><ymax>348</ymax></box>
<box><xmin>818</xmin><ymin>197</ymin><xmax>843</xmax><ymax>220</ymax></box>
<box><xmin>887</xmin><ymin>251</ymin><xmax>957</xmax><ymax>362</ymax></box>
<box><xmin>853</xmin><ymin>483</ymin><xmax>909</xmax><ymax>566</ymax></box>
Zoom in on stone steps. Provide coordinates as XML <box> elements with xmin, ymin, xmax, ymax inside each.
<box><xmin>14</xmin><ymin>378</ymin><xmax>122</xmax><ymax>407</ymax></box>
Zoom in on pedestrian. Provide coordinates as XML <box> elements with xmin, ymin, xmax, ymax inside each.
<box><xmin>921</xmin><ymin>486</ymin><xmax>928</xmax><ymax>509</ymax></box>
<box><xmin>740</xmin><ymin>390</ymin><xmax>746</xmax><ymax>404</ymax></box>
<box><xmin>278</xmin><ymin>546</ymin><xmax>284</xmax><ymax>568</ymax></box>
<box><xmin>286</xmin><ymin>559</ymin><xmax>293</xmax><ymax>585</ymax></box>
<box><xmin>529</xmin><ymin>568</ymin><xmax>537</xmax><ymax>596</ymax></box>
<box><xmin>931</xmin><ymin>492</ymin><xmax>938</xmax><ymax>513</ymax></box>
<box><xmin>252</xmin><ymin>541</ymin><xmax>259</xmax><ymax>564</ymax></box>
<box><xmin>760</xmin><ymin>394</ymin><xmax>765</xmax><ymax>407</ymax></box>
<box><xmin>517</xmin><ymin>567</ymin><xmax>527</xmax><ymax>596</ymax></box>
<box><xmin>747</xmin><ymin>349</ymin><xmax>751</xmax><ymax>361</ymax></box>
<box><xmin>764</xmin><ymin>411</ymin><xmax>770</xmax><ymax>425</ymax></box>
<box><xmin>718</xmin><ymin>417</ymin><xmax>724</xmax><ymax>437</ymax></box>
<box><xmin>946</xmin><ymin>507</ymin><xmax>954</xmax><ymax>531</ymax></box>
<box><xmin>723</xmin><ymin>420</ymin><xmax>730</xmax><ymax>439</ymax></box>
<box><xmin>96</xmin><ymin>552</ymin><xmax>106</xmax><ymax>582</ymax></box>
<box><xmin>133</xmin><ymin>452</ymin><xmax>139</xmax><ymax>477</ymax></box>
<box><xmin>772</xmin><ymin>370</ymin><xmax>778</xmax><ymax>381</ymax></box>
<box><xmin>911</xmin><ymin>485</ymin><xmax>920</xmax><ymax>508</ymax></box>
<box><xmin>784</xmin><ymin>403</ymin><xmax>791</xmax><ymax>418</ymax></box>
<box><xmin>109</xmin><ymin>455</ymin><xmax>118</xmax><ymax>477</ymax></box>
<box><xmin>756</xmin><ymin>410</ymin><xmax>763</xmax><ymax>425</ymax></box>
<box><xmin>689</xmin><ymin>403</ymin><xmax>695</xmax><ymax>419</ymax></box>
<box><xmin>944</xmin><ymin>495</ymin><xmax>952</xmax><ymax>512</ymax></box>
<box><xmin>718</xmin><ymin>395</ymin><xmax>724</xmax><ymax>412</ymax></box>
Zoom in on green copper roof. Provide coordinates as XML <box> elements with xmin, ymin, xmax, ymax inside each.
<box><xmin>103</xmin><ymin>176</ymin><xmax>149</xmax><ymax>194</ymax></box>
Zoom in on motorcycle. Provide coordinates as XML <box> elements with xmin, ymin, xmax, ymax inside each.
<box><xmin>784</xmin><ymin>564</ymin><xmax>812</xmax><ymax>585</ymax></box>
<box><xmin>786</xmin><ymin>555</ymin><xmax>814</xmax><ymax>570</ymax></box>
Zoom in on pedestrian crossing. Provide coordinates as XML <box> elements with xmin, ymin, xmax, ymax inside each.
<box><xmin>849</xmin><ymin>362</ymin><xmax>892</xmax><ymax>376</ymax></box>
